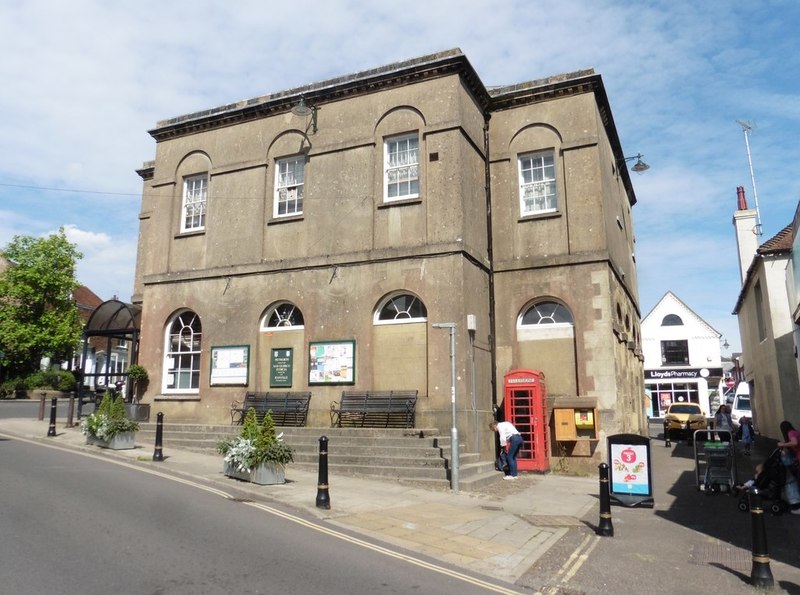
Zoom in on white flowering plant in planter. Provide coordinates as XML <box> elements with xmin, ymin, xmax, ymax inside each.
<box><xmin>217</xmin><ymin>408</ymin><xmax>294</xmax><ymax>472</ymax></box>
<box><xmin>81</xmin><ymin>391</ymin><xmax>140</xmax><ymax>440</ymax></box>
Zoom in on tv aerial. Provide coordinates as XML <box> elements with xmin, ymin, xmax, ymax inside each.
<box><xmin>736</xmin><ymin>119</ymin><xmax>762</xmax><ymax>237</ymax></box>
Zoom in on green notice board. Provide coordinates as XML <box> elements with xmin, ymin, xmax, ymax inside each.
<box><xmin>270</xmin><ymin>348</ymin><xmax>293</xmax><ymax>387</ymax></box>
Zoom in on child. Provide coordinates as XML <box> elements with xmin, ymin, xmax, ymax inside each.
<box><xmin>738</xmin><ymin>416</ymin><xmax>754</xmax><ymax>455</ymax></box>
<box><xmin>734</xmin><ymin>463</ymin><xmax>762</xmax><ymax>495</ymax></box>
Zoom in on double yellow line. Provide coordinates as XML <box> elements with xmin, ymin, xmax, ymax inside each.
<box><xmin>6</xmin><ymin>431</ymin><xmax>524</xmax><ymax>595</ymax></box>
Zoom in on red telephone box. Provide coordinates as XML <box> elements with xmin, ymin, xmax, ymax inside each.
<box><xmin>503</xmin><ymin>369</ymin><xmax>549</xmax><ymax>472</ymax></box>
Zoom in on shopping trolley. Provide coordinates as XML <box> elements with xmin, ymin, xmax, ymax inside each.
<box><xmin>693</xmin><ymin>429</ymin><xmax>737</xmax><ymax>493</ymax></box>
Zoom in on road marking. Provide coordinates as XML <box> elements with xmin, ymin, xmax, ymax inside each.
<box><xmin>540</xmin><ymin>532</ymin><xmax>601</xmax><ymax>592</ymax></box>
<box><xmin>0</xmin><ymin>431</ymin><xmax>233</xmax><ymax>500</ymax></box>
<box><xmin>245</xmin><ymin>500</ymin><xmax>525</xmax><ymax>594</ymax></box>
<box><xmin>3</xmin><ymin>431</ymin><xmax>524</xmax><ymax>594</ymax></box>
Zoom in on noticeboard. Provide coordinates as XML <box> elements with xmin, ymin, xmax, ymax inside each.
<box><xmin>210</xmin><ymin>345</ymin><xmax>249</xmax><ymax>386</ymax></box>
<box><xmin>308</xmin><ymin>340</ymin><xmax>355</xmax><ymax>385</ymax></box>
<box><xmin>607</xmin><ymin>433</ymin><xmax>654</xmax><ymax>508</ymax></box>
<box><xmin>270</xmin><ymin>348</ymin><xmax>293</xmax><ymax>388</ymax></box>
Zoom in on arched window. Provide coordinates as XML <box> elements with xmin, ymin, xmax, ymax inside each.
<box><xmin>163</xmin><ymin>310</ymin><xmax>202</xmax><ymax>393</ymax></box>
<box><xmin>662</xmin><ymin>314</ymin><xmax>683</xmax><ymax>326</ymax></box>
<box><xmin>261</xmin><ymin>302</ymin><xmax>304</xmax><ymax>330</ymax></box>
<box><xmin>519</xmin><ymin>301</ymin><xmax>574</xmax><ymax>326</ymax></box>
<box><xmin>374</xmin><ymin>292</ymin><xmax>427</xmax><ymax>324</ymax></box>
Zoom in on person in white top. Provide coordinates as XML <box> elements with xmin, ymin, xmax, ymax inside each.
<box><xmin>489</xmin><ymin>420</ymin><xmax>524</xmax><ymax>479</ymax></box>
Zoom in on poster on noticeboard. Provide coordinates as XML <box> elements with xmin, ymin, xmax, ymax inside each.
<box><xmin>308</xmin><ymin>340</ymin><xmax>355</xmax><ymax>385</ymax></box>
<box><xmin>607</xmin><ymin>434</ymin><xmax>654</xmax><ymax>508</ymax></box>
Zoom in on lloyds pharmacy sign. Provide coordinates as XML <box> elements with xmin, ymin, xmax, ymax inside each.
<box><xmin>645</xmin><ymin>368</ymin><xmax>723</xmax><ymax>380</ymax></box>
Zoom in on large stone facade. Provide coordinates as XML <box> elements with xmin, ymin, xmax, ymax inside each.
<box><xmin>133</xmin><ymin>49</ymin><xmax>645</xmax><ymax>469</ymax></box>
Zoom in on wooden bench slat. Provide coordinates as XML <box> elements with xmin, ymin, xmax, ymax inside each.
<box><xmin>231</xmin><ymin>391</ymin><xmax>311</xmax><ymax>426</ymax></box>
<box><xmin>330</xmin><ymin>390</ymin><xmax>418</xmax><ymax>428</ymax></box>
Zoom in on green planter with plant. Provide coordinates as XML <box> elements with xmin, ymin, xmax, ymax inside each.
<box><xmin>124</xmin><ymin>364</ymin><xmax>150</xmax><ymax>421</ymax></box>
<box><xmin>82</xmin><ymin>391</ymin><xmax>140</xmax><ymax>450</ymax></box>
<box><xmin>126</xmin><ymin>364</ymin><xmax>148</xmax><ymax>402</ymax></box>
<box><xmin>217</xmin><ymin>408</ymin><xmax>294</xmax><ymax>485</ymax></box>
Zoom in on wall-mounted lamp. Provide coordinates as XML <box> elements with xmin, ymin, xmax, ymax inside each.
<box><xmin>621</xmin><ymin>153</ymin><xmax>650</xmax><ymax>173</ymax></box>
<box><xmin>291</xmin><ymin>96</ymin><xmax>319</xmax><ymax>134</ymax></box>
<box><xmin>722</xmin><ymin>339</ymin><xmax>730</xmax><ymax>350</ymax></box>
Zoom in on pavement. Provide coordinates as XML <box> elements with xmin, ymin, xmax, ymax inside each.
<box><xmin>2</xmin><ymin>415</ymin><xmax>800</xmax><ymax>594</ymax></box>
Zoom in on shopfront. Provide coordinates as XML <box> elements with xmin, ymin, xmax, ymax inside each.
<box><xmin>644</xmin><ymin>367</ymin><xmax>722</xmax><ymax>418</ymax></box>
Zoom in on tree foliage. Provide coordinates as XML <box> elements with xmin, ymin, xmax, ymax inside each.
<box><xmin>0</xmin><ymin>228</ymin><xmax>83</xmax><ymax>378</ymax></box>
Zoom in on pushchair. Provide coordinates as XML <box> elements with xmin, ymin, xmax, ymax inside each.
<box><xmin>737</xmin><ymin>449</ymin><xmax>791</xmax><ymax>515</ymax></box>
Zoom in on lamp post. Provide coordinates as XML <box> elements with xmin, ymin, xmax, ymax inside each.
<box><xmin>432</xmin><ymin>322</ymin><xmax>459</xmax><ymax>493</ymax></box>
<box><xmin>291</xmin><ymin>96</ymin><xmax>319</xmax><ymax>134</ymax></box>
<box><xmin>621</xmin><ymin>153</ymin><xmax>650</xmax><ymax>173</ymax></box>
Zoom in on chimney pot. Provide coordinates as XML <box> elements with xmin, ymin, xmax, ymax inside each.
<box><xmin>737</xmin><ymin>186</ymin><xmax>748</xmax><ymax>210</ymax></box>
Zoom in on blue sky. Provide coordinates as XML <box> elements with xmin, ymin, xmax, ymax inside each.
<box><xmin>1</xmin><ymin>0</ymin><xmax>798</xmax><ymax>353</ymax></box>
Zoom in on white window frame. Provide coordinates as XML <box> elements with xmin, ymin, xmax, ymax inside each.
<box><xmin>384</xmin><ymin>133</ymin><xmax>419</xmax><ymax>202</ymax></box>
<box><xmin>517</xmin><ymin>300</ymin><xmax>574</xmax><ymax>341</ymax></box>
<box><xmin>181</xmin><ymin>174</ymin><xmax>208</xmax><ymax>232</ymax></box>
<box><xmin>518</xmin><ymin>150</ymin><xmax>557</xmax><ymax>216</ymax></box>
<box><xmin>274</xmin><ymin>156</ymin><xmax>305</xmax><ymax>218</ymax></box>
<box><xmin>162</xmin><ymin>311</ymin><xmax>202</xmax><ymax>394</ymax></box>
<box><xmin>374</xmin><ymin>292</ymin><xmax>427</xmax><ymax>325</ymax></box>
<box><xmin>260</xmin><ymin>301</ymin><xmax>305</xmax><ymax>331</ymax></box>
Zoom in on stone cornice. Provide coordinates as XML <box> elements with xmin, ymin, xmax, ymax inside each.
<box><xmin>148</xmin><ymin>49</ymin><xmax>489</xmax><ymax>142</ymax></box>
<box><xmin>489</xmin><ymin>71</ymin><xmax>635</xmax><ymax>206</ymax></box>
<box><xmin>143</xmin><ymin>50</ymin><xmax>635</xmax><ymax>205</ymax></box>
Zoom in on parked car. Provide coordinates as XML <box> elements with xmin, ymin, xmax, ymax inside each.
<box><xmin>664</xmin><ymin>403</ymin><xmax>707</xmax><ymax>442</ymax></box>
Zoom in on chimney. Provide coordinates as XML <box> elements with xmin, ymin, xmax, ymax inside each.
<box><xmin>732</xmin><ymin>186</ymin><xmax>758</xmax><ymax>284</ymax></box>
<box><xmin>736</xmin><ymin>186</ymin><xmax>748</xmax><ymax>210</ymax></box>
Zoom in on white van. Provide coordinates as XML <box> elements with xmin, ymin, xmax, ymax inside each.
<box><xmin>729</xmin><ymin>382</ymin><xmax>752</xmax><ymax>428</ymax></box>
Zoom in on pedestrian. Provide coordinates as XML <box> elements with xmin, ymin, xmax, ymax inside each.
<box><xmin>489</xmin><ymin>420</ymin><xmax>523</xmax><ymax>480</ymax></box>
<box><xmin>737</xmin><ymin>416</ymin><xmax>754</xmax><ymax>455</ymax></box>
<box><xmin>713</xmin><ymin>404</ymin><xmax>733</xmax><ymax>439</ymax></box>
<box><xmin>733</xmin><ymin>462</ymin><xmax>763</xmax><ymax>495</ymax></box>
<box><xmin>778</xmin><ymin>420</ymin><xmax>800</xmax><ymax>477</ymax></box>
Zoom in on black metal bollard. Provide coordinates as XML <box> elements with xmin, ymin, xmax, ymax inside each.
<box><xmin>748</xmin><ymin>487</ymin><xmax>774</xmax><ymax>589</ymax></box>
<box><xmin>316</xmin><ymin>435</ymin><xmax>330</xmax><ymax>509</ymax></box>
<box><xmin>38</xmin><ymin>393</ymin><xmax>46</xmax><ymax>421</ymax></box>
<box><xmin>47</xmin><ymin>397</ymin><xmax>58</xmax><ymax>437</ymax></box>
<box><xmin>66</xmin><ymin>392</ymin><xmax>75</xmax><ymax>428</ymax></box>
<box><xmin>152</xmin><ymin>412</ymin><xmax>164</xmax><ymax>462</ymax></box>
<box><xmin>664</xmin><ymin>423</ymin><xmax>671</xmax><ymax>447</ymax></box>
<box><xmin>597</xmin><ymin>462</ymin><xmax>614</xmax><ymax>536</ymax></box>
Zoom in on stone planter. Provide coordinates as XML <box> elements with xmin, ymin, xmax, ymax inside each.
<box><xmin>223</xmin><ymin>460</ymin><xmax>286</xmax><ymax>485</ymax></box>
<box><xmin>86</xmin><ymin>431</ymin><xmax>136</xmax><ymax>450</ymax></box>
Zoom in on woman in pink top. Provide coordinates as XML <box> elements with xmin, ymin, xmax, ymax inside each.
<box><xmin>778</xmin><ymin>420</ymin><xmax>800</xmax><ymax>467</ymax></box>
<box><xmin>778</xmin><ymin>420</ymin><xmax>800</xmax><ymax>514</ymax></box>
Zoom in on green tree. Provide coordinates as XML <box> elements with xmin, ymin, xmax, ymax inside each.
<box><xmin>0</xmin><ymin>228</ymin><xmax>83</xmax><ymax>379</ymax></box>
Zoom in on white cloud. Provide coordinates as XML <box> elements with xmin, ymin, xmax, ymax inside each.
<box><xmin>62</xmin><ymin>225</ymin><xmax>136</xmax><ymax>301</ymax></box>
<box><xmin>1</xmin><ymin>0</ymin><xmax>799</xmax><ymax>350</ymax></box>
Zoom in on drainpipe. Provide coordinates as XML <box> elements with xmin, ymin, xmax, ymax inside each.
<box><xmin>483</xmin><ymin>116</ymin><xmax>498</xmax><ymax>417</ymax></box>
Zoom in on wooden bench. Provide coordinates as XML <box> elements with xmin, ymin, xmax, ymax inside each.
<box><xmin>330</xmin><ymin>390</ymin><xmax>418</xmax><ymax>428</ymax></box>
<box><xmin>230</xmin><ymin>391</ymin><xmax>312</xmax><ymax>426</ymax></box>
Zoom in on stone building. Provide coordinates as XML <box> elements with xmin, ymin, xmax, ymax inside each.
<box><xmin>133</xmin><ymin>49</ymin><xmax>645</xmax><ymax>470</ymax></box>
<box><xmin>733</xmin><ymin>188</ymin><xmax>798</xmax><ymax>437</ymax></box>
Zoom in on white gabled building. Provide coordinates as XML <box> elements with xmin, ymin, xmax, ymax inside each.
<box><xmin>641</xmin><ymin>291</ymin><xmax>723</xmax><ymax>418</ymax></box>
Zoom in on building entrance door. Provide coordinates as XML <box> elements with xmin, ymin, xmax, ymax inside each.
<box><xmin>503</xmin><ymin>370</ymin><xmax>549</xmax><ymax>472</ymax></box>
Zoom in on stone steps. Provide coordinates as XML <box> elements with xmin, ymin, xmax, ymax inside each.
<box><xmin>137</xmin><ymin>423</ymin><xmax>501</xmax><ymax>491</ymax></box>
